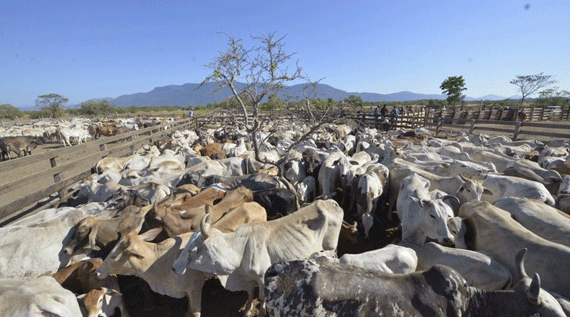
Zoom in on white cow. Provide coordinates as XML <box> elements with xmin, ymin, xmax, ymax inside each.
<box><xmin>396</xmin><ymin>173</ymin><xmax>456</xmax><ymax>245</ymax></box>
<box><xmin>339</xmin><ymin>244</ymin><xmax>417</xmax><ymax>274</ymax></box>
<box><xmin>479</xmin><ymin>174</ymin><xmax>555</xmax><ymax>206</ymax></box>
<box><xmin>0</xmin><ymin>205</ymin><xmax>103</xmax><ymax>279</ymax></box>
<box><xmin>172</xmin><ymin>199</ymin><xmax>344</xmax><ymax>316</ymax></box>
<box><xmin>0</xmin><ymin>276</ymin><xmax>82</xmax><ymax>317</ymax></box>
<box><xmin>493</xmin><ymin>197</ymin><xmax>570</xmax><ymax>247</ymax></box>
<box><xmin>400</xmin><ymin>241</ymin><xmax>512</xmax><ymax>290</ymax></box>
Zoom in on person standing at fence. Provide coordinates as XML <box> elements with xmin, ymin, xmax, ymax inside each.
<box><xmin>380</xmin><ymin>104</ymin><xmax>387</xmax><ymax>120</ymax></box>
<box><xmin>390</xmin><ymin>106</ymin><xmax>399</xmax><ymax>126</ymax></box>
<box><xmin>189</xmin><ymin>109</ymin><xmax>194</xmax><ymax>117</ymax></box>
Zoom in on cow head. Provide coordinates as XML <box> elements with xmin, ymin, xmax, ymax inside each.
<box><xmin>62</xmin><ymin>216</ymin><xmax>100</xmax><ymax>255</ymax></box>
<box><xmin>96</xmin><ymin>228</ymin><xmax>162</xmax><ymax>279</ymax></box>
<box><xmin>173</xmin><ymin>211</ymin><xmax>240</xmax><ymax>276</ymax></box>
<box><xmin>415</xmin><ymin>197</ymin><xmax>455</xmax><ymax>246</ymax></box>
<box><xmin>456</xmin><ymin>174</ymin><xmax>493</xmax><ymax>203</ymax></box>
<box><xmin>513</xmin><ymin>248</ymin><xmax>566</xmax><ymax>316</ymax></box>
<box><xmin>78</xmin><ymin>287</ymin><xmax>123</xmax><ymax>317</ymax></box>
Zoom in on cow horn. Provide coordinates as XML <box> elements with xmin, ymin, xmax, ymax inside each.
<box><xmin>527</xmin><ymin>273</ymin><xmax>542</xmax><ymax>306</ymax></box>
<box><xmin>515</xmin><ymin>248</ymin><xmax>529</xmax><ymax>279</ymax></box>
<box><xmin>442</xmin><ymin>195</ymin><xmax>461</xmax><ymax>216</ymax></box>
<box><xmin>200</xmin><ymin>213</ymin><xmax>211</xmax><ymax>240</ymax></box>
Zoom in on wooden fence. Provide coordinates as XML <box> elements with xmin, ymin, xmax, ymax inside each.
<box><xmin>0</xmin><ymin>118</ymin><xmax>195</xmax><ymax>224</ymax></box>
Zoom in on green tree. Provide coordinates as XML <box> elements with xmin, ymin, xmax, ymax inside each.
<box><xmin>440</xmin><ymin>76</ymin><xmax>467</xmax><ymax>106</ymax></box>
<box><xmin>344</xmin><ymin>95</ymin><xmax>363</xmax><ymax>108</ymax></box>
<box><xmin>79</xmin><ymin>100</ymin><xmax>115</xmax><ymax>116</ymax></box>
<box><xmin>538</xmin><ymin>86</ymin><xmax>570</xmax><ymax>108</ymax></box>
<box><xmin>35</xmin><ymin>93</ymin><xmax>68</xmax><ymax>117</ymax></box>
<box><xmin>0</xmin><ymin>104</ymin><xmax>23</xmax><ymax>119</ymax></box>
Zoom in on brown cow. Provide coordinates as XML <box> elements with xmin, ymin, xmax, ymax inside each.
<box><xmin>62</xmin><ymin>205</ymin><xmax>151</xmax><ymax>256</ymax></box>
<box><xmin>151</xmin><ymin>186</ymin><xmax>255</xmax><ymax>236</ymax></box>
<box><xmin>0</xmin><ymin>136</ymin><xmax>44</xmax><ymax>159</ymax></box>
<box><xmin>199</xmin><ymin>142</ymin><xmax>224</xmax><ymax>159</ymax></box>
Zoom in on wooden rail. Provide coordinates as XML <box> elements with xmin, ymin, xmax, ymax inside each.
<box><xmin>0</xmin><ymin>118</ymin><xmax>195</xmax><ymax>224</ymax></box>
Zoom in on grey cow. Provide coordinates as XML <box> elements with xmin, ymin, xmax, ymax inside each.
<box><xmin>264</xmin><ymin>250</ymin><xmax>565</xmax><ymax>317</ymax></box>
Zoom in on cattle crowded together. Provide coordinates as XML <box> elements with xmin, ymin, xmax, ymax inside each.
<box><xmin>1</xmin><ymin>115</ymin><xmax>570</xmax><ymax>317</ymax></box>
<box><xmin>0</xmin><ymin>117</ymin><xmax>169</xmax><ymax>160</ymax></box>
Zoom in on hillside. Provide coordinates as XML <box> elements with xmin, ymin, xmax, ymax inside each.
<box><xmin>99</xmin><ymin>82</ymin><xmax>507</xmax><ymax>107</ymax></box>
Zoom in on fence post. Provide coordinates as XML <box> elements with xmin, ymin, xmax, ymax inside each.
<box><xmin>513</xmin><ymin>121</ymin><xmax>521</xmax><ymax>141</ymax></box>
<box><xmin>469</xmin><ymin>119</ymin><xmax>476</xmax><ymax>134</ymax></box>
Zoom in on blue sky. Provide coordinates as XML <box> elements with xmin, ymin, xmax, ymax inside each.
<box><xmin>1</xmin><ymin>0</ymin><xmax>569</xmax><ymax>108</ymax></box>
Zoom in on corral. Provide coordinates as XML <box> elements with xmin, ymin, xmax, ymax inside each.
<box><xmin>1</xmin><ymin>109</ymin><xmax>570</xmax><ymax>317</ymax></box>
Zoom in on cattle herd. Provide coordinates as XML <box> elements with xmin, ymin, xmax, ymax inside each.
<box><xmin>0</xmin><ymin>117</ymin><xmax>169</xmax><ymax>160</ymax></box>
<box><xmin>2</xmin><ymin>114</ymin><xmax>570</xmax><ymax>317</ymax></box>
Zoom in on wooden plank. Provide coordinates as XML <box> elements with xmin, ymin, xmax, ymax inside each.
<box><xmin>0</xmin><ymin>170</ymin><xmax>92</xmax><ymax>220</ymax></box>
<box><xmin>0</xmin><ymin>150</ymin><xmax>110</xmax><ymax>197</ymax></box>
<box><xmin>520</xmin><ymin>122</ymin><xmax>570</xmax><ymax>129</ymax></box>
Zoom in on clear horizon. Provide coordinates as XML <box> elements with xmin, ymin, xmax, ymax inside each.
<box><xmin>2</xmin><ymin>0</ymin><xmax>569</xmax><ymax>108</ymax></box>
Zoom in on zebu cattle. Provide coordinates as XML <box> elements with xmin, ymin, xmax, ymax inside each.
<box><xmin>388</xmin><ymin>164</ymin><xmax>491</xmax><ymax>212</ymax></box>
<box><xmin>151</xmin><ymin>187</ymin><xmax>226</xmax><ymax>219</ymax></box>
<box><xmin>354</xmin><ymin>163</ymin><xmax>389</xmax><ymax>238</ymax></box>
<box><xmin>458</xmin><ymin>200</ymin><xmax>570</xmax><ymax>298</ymax></box>
<box><xmin>0</xmin><ymin>136</ymin><xmax>44</xmax><ymax>159</ymax></box>
<box><xmin>62</xmin><ymin>205</ymin><xmax>151</xmax><ymax>256</ymax></box>
<box><xmin>396</xmin><ymin>174</ymin><xmax>457</xmax><ymax>245</ymax></box>
<box><xmin>0</xmin><ymin>276</ymin><xmax>83</xmax><ymax>317</ymax></box>
<box><xmin>400</xmin><ymin>241</ymin><xmax>512</xmax><ymax>290</ymax></box>
<box><xmin>317</xmin><ymin>149</ymin><xmax>352</xmax><ymax>198</ymax></box>
<box><xmin>264</xmin><ymin>253</ymin><xmax>565</xmax><ymax>317</ymax></box>
<box><xmin>52</xmin><ymin>259</ymin><xmax>120</xmax><ymax>296</ymax></box>
<box><xmin>338</xmin><ymin>244</ymin><xmax>417</xmax><ymax>274</ymax></box>
<box><xmin>187</xmin><ymin>173</ymin><xmax>285</xmax><ymax>192</ymax></box>
<box><xmin>172</xmin><ymin>199</ymin><xmax>344</xmax><ymax>316</ymax></box>
<box><xmin>77</xmin><ymin>287</ymin><xmax>127</xmax><ymax>317</ymax></box>
<box><xmin>96</xmin><ymin>228</ymin><xmax>212</xmax><ymax>317</ymax></box>
<box><xmin>493</xmin><ymin>197</ymin><xmax>570</xmax><ymax>248</ymax></box>
<box><xmin>0</xmin><ymin>204</ymin><xmax>106</xmax><ymax>279</ymax></box>
<box><xmin>479</xmin><ymin>173</ymin><xmax>556</xmax><ymax>206</ymax></box>
<box><xmin>95</xmin><ymin>156</ymin><xmax>131</xmax><ymax>174</ymax></box>
<box><xmin>151</xmin><ymin>187</ymin><xmax>262</xmax><ymax>237</ymax></box>
<box><xmin>252</xmin><ymin>187</ymin><xmax>298</xmax><ymax>219</ymax></box>
<box><xmin>52</xmin><ymin>259</ymin><xmax>128</xmax><ymax>317</ymax></box>
<box><xmin>296</xmin><ymin>175</ymin><xmax>316</xmax><ymax>204</ymax></box>
<box><xmin>59</xmin><ymin>127</ymin><xmax>90</xmax><ymax>146</ymax></box>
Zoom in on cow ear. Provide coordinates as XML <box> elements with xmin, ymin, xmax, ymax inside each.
<box><xmin>526</xmin><ymin>273</ymin><xmax>542</xmax><ymax>306</ymax></box>
<box><xmin>87</xmin><ymin>227</ymin><xmax>100</xmax><ymax>251</ymax></box>
<box><xmin>482</xmin><ymin>187</ymin><xmax>493</xmax><ymax>196</ymax></box>
<box><xmin>139</xmin><ymin>228</ymin><xmax>162</xmax><ymax>242</ymax></box>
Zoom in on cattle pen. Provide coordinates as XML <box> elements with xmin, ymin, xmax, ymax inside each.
<box><xmin>0</xmin><ymin>118</ymin><xmax>195</xmax><ymax>225</ymax></box>
<box><xmin>2</xmin><ymin>108</ymin><xmax>570</xmax><ymax>226</ymax></box>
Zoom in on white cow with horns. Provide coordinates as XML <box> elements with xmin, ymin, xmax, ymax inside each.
<box><xmin>172</xmin><ymin>199</ymin><xmax>344</xmax><ymax>316</ymax></box>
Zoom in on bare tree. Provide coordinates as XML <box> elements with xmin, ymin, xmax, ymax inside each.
<box><xmin>200</xmin><ymin>32</ymin><xmax>303</xmax><ymax>161</ymax></box>
<box><xmin>510</xmin><ymin>73</ymin><xmax>556</xmax><ymax>115</ymax></box>
<box><xmin>301</xmin><ymin>76</ymin><xmax>325</xmax><ymax>123</ymax></box>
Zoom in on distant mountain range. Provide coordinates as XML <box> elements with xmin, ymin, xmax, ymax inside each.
<box><xmin>75</xmin><ymin>82</ymin><xmax>511</xmax><ymax>108</ymax></box>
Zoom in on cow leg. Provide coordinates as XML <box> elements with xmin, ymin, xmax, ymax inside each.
<box><xmin>185</xmin><ymin>275</ymin><xmax>205</xmax><ymax>317</ymax></box>
<box><xmin>243</xmin><ymin>284</ymin><xmax>257</xmax><ymax>317</ymax></box>
<box><xmin>257</xmin><ymin>277</ymin><xmax>267</xmax><ymax>317</ymax></box>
